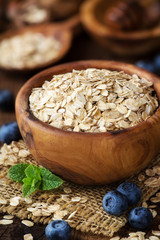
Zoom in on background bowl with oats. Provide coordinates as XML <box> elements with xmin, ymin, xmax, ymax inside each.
<box><xmin>15</xmin><ymin>60</ymin><xmax>160</xmax><ymax>185</ymax></box>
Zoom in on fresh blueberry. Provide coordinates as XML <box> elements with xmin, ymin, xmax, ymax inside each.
<box><xmin>0</xmin><ymin>89</ymin><xmax>14</xmax><ymax>111</ymax></box>
<box><xmin>102</xmin><ymin>190</ymin><xmax>128</xmax><ymax>216</ymax></box>
<box><xmin>154</xmin><ymin>54</ymin><xmax>160</xmax><ymax>74</ymax></box>
<box><xmin>135</xmin><ymin>60</ymin><xmax>155</xmax><ymax>73</ymax></box>
<box><xmin>45</xmin><ymin>220</ymin><xmax>71</xmax><ymax>240</ymax></box>
<box><xmin>129</xmin><ymin>207</ymin><xmax>153</xmax><ymax>230</ymax></box>
<box><xmin>0</xmin><ymin>122</ymin><xmax>22</xmax><ymax>144</ymax></box>
<box><xmin>117</xmin><ymin>182</ymin><xmax>141</xmax><ymax>206</ymax></box>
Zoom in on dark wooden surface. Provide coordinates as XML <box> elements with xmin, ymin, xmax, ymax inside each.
<box><xmin>0</xmin><ymin>27</ymin><xmax>160</xmax><ymax>239</ymax></box>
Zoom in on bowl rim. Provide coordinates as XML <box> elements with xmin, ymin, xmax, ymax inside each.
<box><xmin>16</xmin><ymin>59</ymin><xmax>160</xmax><ymax>138</ymax></box>
<box><xmin>80</xmin><ymin>0</ymin><xmax>160</xmax><ymax>40</ymax></box>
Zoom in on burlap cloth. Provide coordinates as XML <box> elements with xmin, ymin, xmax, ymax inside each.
<box><xmin>0</xmin><ymin>140</ymin><xmax>160</xmax><ymax>238</ymax></box>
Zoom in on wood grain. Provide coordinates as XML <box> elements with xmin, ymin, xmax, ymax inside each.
<box><xmin>15</xmin><ymin>60</ymin><xmax>160</xmax><ymax>185</ymax></box>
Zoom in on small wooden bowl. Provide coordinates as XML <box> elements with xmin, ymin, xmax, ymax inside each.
<box><xmin>15</xmin><ymin>60</ymin><xmax>160</xmax><ymax>185</ymax></box>
<box><xmin>0</xmin><ymin>14</ymin><xmax>80</xmax><ymax>73</ymax></box>
<box><xmin>80</xmin><ymin>0</ymin><xmax>160</xmax><ymax>57</ymax></box>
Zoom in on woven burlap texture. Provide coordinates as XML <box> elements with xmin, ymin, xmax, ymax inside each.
<box><xmin>0</xmin><ymin>140</ymin><xmax>160</xmax><ymax>237</ymax></box>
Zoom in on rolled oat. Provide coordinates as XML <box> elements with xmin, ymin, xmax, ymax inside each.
<box><xmin>0</xmin><ymin>32</ymin><xmax>61</xmax><ymax>69</ymax></box>
<box><xmin>29</xmin><ymin>69</ymin><xmax>158</xmax><ymax>132</ymax></box>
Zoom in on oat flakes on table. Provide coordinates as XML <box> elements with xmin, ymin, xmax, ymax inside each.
<box><xmin>29</xmin><ymin>68</ymin><xmax>158</xmax><ymax>133</ymax></box>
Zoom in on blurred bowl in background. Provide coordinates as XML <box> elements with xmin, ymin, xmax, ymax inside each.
<box><xmin>80</xmin><ymin>0</ymin><xmax>160</xmax><ymax>57</ymax></box>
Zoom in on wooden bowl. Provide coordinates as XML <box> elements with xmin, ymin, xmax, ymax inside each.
<box><xmin>0</xmin><ymin>14</ymin><xmax>80</xmax><ymax>73</ymax></box>
<box><xmin>15</xmin><ymin>60</ymin><xmax>160</xmax><ymax>185</ymax></box>
<box><xmin>80</xmin><ymin>0</ymin><xmax>160</xmax><ymax>57</ymax></box>
<box><xmin>7</xmin><ymin>0</ymin><xmax>51</xmax><ymax>27</ymax></box>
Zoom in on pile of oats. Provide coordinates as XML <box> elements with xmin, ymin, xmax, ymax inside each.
<box><xmin>0</xmin><ymin>32</ymin><xmax>61</xmax><ymax>69</ymax></box>
<box><xmin>20</xmin><ymin>4</ymin><xmax>48</xmax><ymax>24</ymax></box>
<box><xmin>29</xmin><ymin>68</ymin><xmax>158</xmax><ymax>132</ymax></box>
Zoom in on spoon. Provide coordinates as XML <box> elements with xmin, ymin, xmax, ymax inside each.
<box><xmin>0</xmin><ymin>14</ymin><xmax>81</xmax><ymax>73</ymax></box>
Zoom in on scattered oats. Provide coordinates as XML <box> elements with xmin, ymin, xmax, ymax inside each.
<box><xmin>23</xmin><ymin>233</ymin><xmax>33</xmax><ymax>240</ymax></box>
<box><xmin>110</xmin><ymin>237</ymin><xmax>120</xmax><ymax>240</ymax></box>
<box><xmin>10</xmin><ymin>196</ymin><xmax>21</xmax><ymax>206</ymax></box>
<box><xmin>3</xmin><ymin>215</ymin><xmax>14</xmax><ymax>220</ymax></box>
<box><xmin>63</xmin><ymin>187</ymin><xmax>72</xmax><ymax>194</ymax></box>
<box><xmin>0</xmin><ymin>198</ymin><xmax>7</xmax><ymax>204</ymax></box>
<box><xmin>81</xmin><ymin>197</ymin><xmax>88</xmax><ymax>203</ymax></box>
<box><xmin>148</xmin><ymin>205</ymin><xmax>156</xmax><ymax>208</ymax></box>
<box><xmin>150</xmin><ymin>196</ymin><xmax>160</xmax><ymax>203</ymax></box>
<box><xmin>18</xmin><ymin>149</ymin><xmax>30</xmax><ymax>157</ymax></box>
<box><xmin>32</xmin><ymin>209</ymin><xmax>42</xmax><ymax>217</ymax></box>
<box><xmin>150</xmin><ymin>209</ymin><xmax>157</xmax><ymax>218</ymax></box>
<box><xmin>149</xmin><ymin>236</ymin><xmax>159</xmax><ymax>240</ymax></box>
<box><xmin>61</xmin><ymin>194</ymin><xmax>70</xmax><ymax>201</ymax></box>
<box><xmin>24</xmin><ymin>198</ymin><xmax>33</xmax><ymax>204</ymax></box>
<box><xmin>156</xmin><ymin>192</ymin><xmax>160</xmax><ymax>197</ymax></box>
<box><xmin>0</xmin><ymin>219</ymin><xmax>13</xmax><ymax>225</ymax></box>
<box><xmin>146</xmin><ymin>169</ymin><xmax>155</xmax><ymax>177</ymax></box>
<box><xmin>71</xmin><ymin>197</ymin><xmax>81</xmax><ymax>202</ymax></box>
<box><xmin>48</xmin><ymin>204</ymin><xmax>60</xmax><ymax>212</ymax></box>
<box><xmin>152</xmin><ymin>231</ymin><xmax>160</xmax><ymax>236</ymax></box>
<box><xmin>144</xmin><ymin>177</ymin><xmax>159</xmax><ymax>187</ymax></box>
<box><xmin>153</xmin><ymin>166</ymin><xmax>160</xmax><ymax>175</ymax></box>
<box><xmin>22</xmin><ymin>220</ymin><xmax>34</xmax><ymax>227</ymax></box>
<box><xmin>29</xmin><ymin>69</ymin><xmax>158</xmax><ymax>133</ymax></box>
<box><xmin>138</xmin><ymin>174</ymin><xmax>146</xmax><ymax>182</ymax></box>
<box><xmin>53</xmin><ymin>210</ymin><xmax>68</xmax><ymax>220</ymax></box>
<box><xmin>68</xmin><ymin>210</ymin><xmax>77</xmax><ymax>220</ymax></box>
<box><xmin>142</xmin><ymin>202</ymin><xmax>148</xmax><ymax>208</ymax></box>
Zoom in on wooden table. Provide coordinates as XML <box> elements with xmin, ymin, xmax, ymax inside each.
<box><xmin>0</xmin><ymin>30</ymin><xmax>160</xmax><ymax>240</ymax></box>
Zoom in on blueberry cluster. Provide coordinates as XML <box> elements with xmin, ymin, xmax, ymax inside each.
<box><xmin>135</xmin><ymin>53</ymin><xmax>160</xmax><ymax>75</ymax></box>
<box><xmin>102</xmin><ymin>182</ymin><xmax>153</xmax><ymax>230</ymax></box>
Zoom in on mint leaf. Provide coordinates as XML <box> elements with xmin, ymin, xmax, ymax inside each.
<box><xmin>39</xmin><ymin>167</ymin><xmax>63</xmax><ymax>190</ymax></box>
<box><xmin>22</xmin><ymin>182</ymin><xmax>38</xmax><ymax>197</ymax></box>
<box><xmin>8</xmin><ymin>163</ymin><xmax>63</xmax><ymax>197</ymax></box>
<box><xmin>25</xmin><ymin>165</ymin><xmax>41</xmax><ymax>182</ymax></box>
<box><xmin>8</xmin><ymin>163</ymin><xmax>29</xmax><ymax>183</ymax></box>
<box><xmin>22</xmin><ymin>176</ymin><xmax>41</xmax><ymax>197</ymax></box>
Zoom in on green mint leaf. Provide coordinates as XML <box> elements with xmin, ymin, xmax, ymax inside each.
<box><xmin>39</xmin><ymin>167</ymin><xmax>63</xmax><ymax>190</ymax></box>
<box><xmin>22</xmin><ymin>177</ymin><xmax>41</xmax><ymax>197</ymax></box>
<box><xmin>8</xmin><ymin>163</ymin><xmax>29</xmax><ymax>183</ymax></box>
<box><xmin>25</xmin><ymin>165</ymin><xmax>41</xmax><ymax>182</ymax></box>
<box><xmin>22</xmin><ymin>183</ymin><xmax>38</xmax><ymax>197</ymax></box>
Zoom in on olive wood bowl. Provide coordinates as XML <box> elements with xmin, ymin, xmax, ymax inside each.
<box><xmin>80</xmin><ymin>0</ymin><xmax>160</xmax><ymax>57</ymax></box>
<box><xmin>15</xmin><ymin>60</ymin><xmax>160</xmax><ymax>185</ymax></box>
<box><xmin>0</xmin><ymin>14</ymin><xmax>80</xmax><ymax>73</ymax></box>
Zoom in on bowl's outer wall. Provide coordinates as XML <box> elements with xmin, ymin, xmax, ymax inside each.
<box><xmin>16</xmin><ymin>60</ymin><xmax>160</xmax><ymax>185</ymax></box>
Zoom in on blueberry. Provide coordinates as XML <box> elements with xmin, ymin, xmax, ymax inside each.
<box><xmin>0</xmin><ymin>89</ymin><xmax>14</xmax><ymax>111</ymax></box>
<box><xmin>154</xmin><ymin>54</ymin><xmax>160</xmax><ymax>74</ymax></box>
<box><xmin>135</xmin><ymin>60</ymin><xmax>155</xmax><ymax>73</ymax></box>
<box><xmin>117</xmin><ymin>182</ymin><xmax>141</xmax><ymax>206</ymax></box>
<box><xmin>45</xmin><ymin>220</ymin><xmax>71</xmax><ymax>240</ymax></box>
<box><xmin>102</xmin><ymin>190</ymin><xmax>128</xmax><ymax>216</ymax></box>
<box><xmin>129</xmin><ymin>207</ymin><xmax>153</xmax><ymax>230</ymax></box>
<box><xmin>0</xmin><ymin>122</ymin><xmax>22</xmax><ymax>144</ymax></box>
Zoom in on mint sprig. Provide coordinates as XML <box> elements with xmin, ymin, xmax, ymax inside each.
<box><xmin>8</xmin><ymin>164</ymin><xmax>63</xmax><ymax>197</ymax></box>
